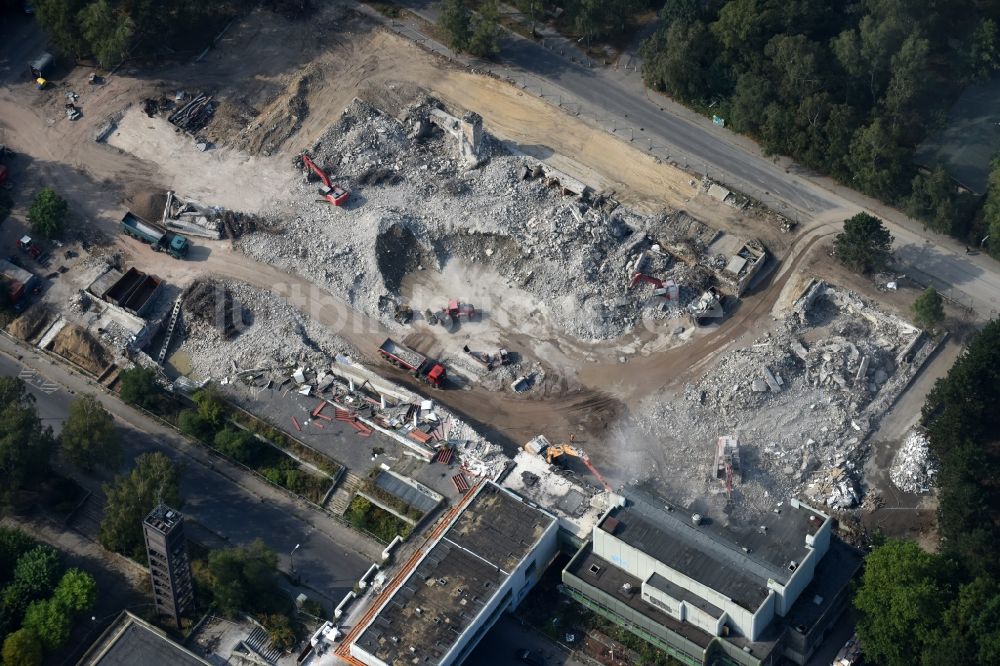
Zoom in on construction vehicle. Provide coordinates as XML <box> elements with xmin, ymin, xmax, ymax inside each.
<box><xmin>628</xmin><ymin>272</ymin><xmax>679</xmax><ymax>301</ymax></box>
<box><xmin>377</xmin><ymin>337</ymin><xmax>447</xmax><ymax>388</ymax></box>
<box><xmin>463</xmin><ymin>345</ymin><xmax>509</xmax><ymax>370</ymax></box>
<box><xmin>688</xmin><ymin>287</ymin><xmax>725</xmax><ymax>326</ymax></box>
<box><xmin>29</xmin><ymin>52</ymin><xmax>53</xmax><ymax>89</ymax></box>
<box><xmin>524</xmin><ymin>435</ymin><xmax>612</xmax><ymax>491</ymax></box>
<box><xmin>17</xmin><ymin>236</ymin><xmax>45</xmax><ymax>261</ymax></box>
<box><xmin>430</xmin><ymin>299</ymin><xmax>476</xmax><ymax>329</ymax></box>
<box><xmin>393</xmin><ymin>303</ymin><xmax>414</xmax><ymax>324</ymax></box>
<box><xmin>120</xmin><ymin>212</ymin><xmax>189</xmax><ymax>259</ymax></box>
<box><xmin>301</xmin><ymin>154</ymin><xmax>349</xmax><ymax>206</ymax></box>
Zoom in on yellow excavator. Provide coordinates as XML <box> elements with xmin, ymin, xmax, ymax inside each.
<box><xmin>543</xmin><ymin>442</ymin><xmax>612</xmax><ymax>492</ymax></box>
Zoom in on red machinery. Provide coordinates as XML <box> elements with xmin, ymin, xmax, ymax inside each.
<box><xmin>628</xmin><ymin>272</ymin><xmax>678</xmax><ymax>301</ymax></box>
<box><xmin>443</xmin><ymin>299</ymin><xmax>476</xmax><ymax>323</ymax></box>
<box><xmin>378</xmin><ymin>337</ymin><xmax>447</xmax><ymax>388</ymax></box>
<box><xmin>17</xmin><ymin>236</ymin><xmax>43</xmax><ymax>259</ymax></box>
<box><xmin>301</xmin><ymin>153</ymin><xmax>350</xmax><ymax>206</ymax></box>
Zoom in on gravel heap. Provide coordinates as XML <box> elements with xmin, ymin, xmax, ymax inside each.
<box><xmin>179</xmin><ymin>279</ymin><xmax>353</xmax><ymax>378</ymax></box>
<box><xmin>237</xmin><ymin>98</ymin><xmax>703</xmax><ymax>341</ymax></box>
<box><xmin>890</xmin><ymin>430</ymin><xmax>937</xmax><ymax>494</ymax></box>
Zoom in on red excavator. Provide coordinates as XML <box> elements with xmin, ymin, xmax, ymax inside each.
<box><xmin>628</xmin><ymin>272</ymin><xmax>679</xmax><ymax>301</ymax></box>
<box><xmin>301</xmin><ymin>153</ymin><xmax>350</xmax><ymax>206</ymax></box>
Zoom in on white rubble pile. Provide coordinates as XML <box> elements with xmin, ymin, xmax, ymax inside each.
<box><xmin>622</xmin><ymin>282</ymin><xmax>937</xmax><ymax>517</ymax></box>
<box><xmin>179</xmin><ymin>280</ymin><xmax>353</xmax><ymax>379</ymax></box>
<box><xmin>890</xmin><ymin>430</ymin><xmax>937</xmax><ymax>494</ymax></box>
<box><xmin>237</xmin><ymin>98</ymin><xmax>703</xmax><ymax>341</ymax></box>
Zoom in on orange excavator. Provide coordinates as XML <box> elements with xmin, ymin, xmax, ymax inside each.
<box><xmin>301</xmin><ymin>153</ymin><xmax>350</xmax><ymax>206</ymax></box>
<box><xmin>545</xmin><ymin>442</ymin><xmax>613</xmax><ymax>492</ymax></box>
<box><xmin>628</xmin><ymin>272</ymin><xmax>678</xmax><ymax>301</ymax></box>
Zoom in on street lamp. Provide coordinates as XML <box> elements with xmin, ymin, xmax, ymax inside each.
<box><xmin>290</xmin><ymin>544</ymin><xmax>301</xmax><ymax>583</ymax></box>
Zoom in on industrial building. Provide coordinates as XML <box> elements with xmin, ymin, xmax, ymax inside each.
<box><xmin>562</xmin><ymin>492</ymin><xmax>861</xmax><ymax>666</ymax></box>
<box><xmin>348</xmin><ymin>481</ymin><xmax>559</xmax><ymax>666</ymax></box>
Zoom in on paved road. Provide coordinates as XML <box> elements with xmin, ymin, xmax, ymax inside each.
<box><xmin>371</xmin><ymin>0</ymin><xmax>1000</xmax><ymax>319</ymax></box>
<box><xmin>0</xmin><ymin>340</ymin><xmax>375</xmax><ymax>606</ymax></box>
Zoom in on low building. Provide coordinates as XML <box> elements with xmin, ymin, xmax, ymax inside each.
<box><xmin>0</xmin><ymin>258</ymin><xmax>36</xmax><ymax>305</ymax></box>
<box><xmin>562</xmin><ymin>493</ymin><xmax>861</xmax><ymax>666</ymax></box>
<box><xmin>77</xmin><ymin>611</ymin><xmax>209</xmax><ymax>666</ymax></box>
<box><xmin>348</xmin><ymin>481</ymin><xmax>559</xmax><ymax>666</ymax></box>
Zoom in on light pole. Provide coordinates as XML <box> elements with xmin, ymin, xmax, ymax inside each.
<box><xmin>290</xmin><ymin>543</ymin><xmax>301</xmax><ymax>583</ymax></box>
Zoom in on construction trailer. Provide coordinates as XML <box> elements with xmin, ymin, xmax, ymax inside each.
<box><xmin>0</xmin><ymin>258</ymin><xmax>37</xmax><ymax>306</ymax></box>
<box><xmin>100</xmin><ymin>266</ymin><xmax>164</xmax><ymax>316</ymax></box>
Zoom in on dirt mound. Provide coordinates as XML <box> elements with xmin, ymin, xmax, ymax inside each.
<box><xmin>126</xmin><ymin>190</ymin><xmax>168</xmax><ymax>223</ymax></box>
<box><xmin>182</xmin><ymin>280</ymin><xmax>247</xmax><ymax>338</ymax></box>
<box><xmin>233</xmin><ymin>68</ymin><xmax>314</xmax><ymax>156</ymax></box>
<box><xmin>49</xmin><ymin>325</ymin><xmax>111</xmax><ymax>375</ymax></box>
<box><xmin>6</xmin><ymin>305</ymin><xmax>53</xmax><ymax>342</ymax></box>
<box><xmin>376</xmin><ymin>223</ymin><xmax>431</xmax><ymax>294</ymax></box>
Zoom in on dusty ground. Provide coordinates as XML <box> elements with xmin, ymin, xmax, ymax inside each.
<box><xmin>0</xmin><ymin>7</ymin><xmax>947</xmax><ymax>531</ymax></box>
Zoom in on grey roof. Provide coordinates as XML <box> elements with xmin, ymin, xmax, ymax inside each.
<box><xmin>914</xmin><ymin>76</ymin><xmax>1000</xmax><ymax>195</ymax></box>
<box><xmin>353</xmin><ymin>482</ymin><xmax>555</xmax><ymax>665</ymax></box>
<box><xmin>604</xmin><ymin>493</ymin><xmax>823</xmax><ymax>612</ymax></box>
<box><xmin>77</xmin><ymin>612</ymin><xmax>209</xmax><ymax>666</ymax></box>
<box><xmin>646</xmin><ymin>572</ymin><xmax>723</xmax><ymax>618</ymax></box>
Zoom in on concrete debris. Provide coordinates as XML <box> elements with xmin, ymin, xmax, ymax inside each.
<box><xmin>890</xmin><ymin>430</ymin><xmax>937</xmax><ymax>494</ymax></box>
<box><xmin>234</xmin><ymin>97</ymin><xmax>752</xmax><ymax>342</ymax></box>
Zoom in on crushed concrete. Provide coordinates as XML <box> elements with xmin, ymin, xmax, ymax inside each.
<box><xmin>236</xmin><ymin>98</ymin><xmax>752</xmax><ymax>341</ymax></box>
<box><xmin>890</xmin><ymin>430</ymin><xmax>937</xmax><ymax>494</ymax></box>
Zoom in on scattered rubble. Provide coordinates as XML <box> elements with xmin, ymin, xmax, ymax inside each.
<box><xmin>890</xmin><ymin>430</ymin><xmax>937</xmax><ymax>494</ymax></box>
<box><xmin>235</xmin><ymin>97</ymin><xmax>765</xmax><ymax>341</ymax></box>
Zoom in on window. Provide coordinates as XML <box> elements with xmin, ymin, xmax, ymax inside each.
<box><xmin>589</xmin><ymin>563</ymin><xmax>602</xmax><ymax>575</ymax></box>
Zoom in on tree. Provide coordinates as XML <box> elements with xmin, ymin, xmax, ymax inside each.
<box><xmin>907</xmin><ymin>166</ymin><xmax>974</xmax><ymax>236</ymax></box>
<box><xmin>964</xmin><ymin>19</ymin><xmax>1000</xmax><ymax>80</ymax></box>
<box><xmin>199</xmin><ymin>540</ymin><xmax>286</xmax><ymax>618</ymax></box>
<box><xmin>79</xmin><ymin>0</ymin><xmax>135</xmax><ymax>69</ymax></box>
<box><xmin>33</xmin><ymin>0</ymin><xmax>88</xmax><ymax>60</ymax></box>
<box><xmin>27</xmin><ymin>187</ymin><xmax>67</xmax><ymax>239</ymax></box>
<box><xmin>855</xmin><ymin>539</ymin><xmax>954</xmax><ymax>666</ymax></box>
<box><xmin>99</xmin><ymin>452</ymin><xmax>180</xmax><ymax>559</ymax></box>
<box><xmin>60</xmin><ymin>394</ymin><xmax>120</xmax><ymax>471</ymax></box>
<box><xmin>438</xmin><ymin>0</ymin><xmax>470</xmax><ymax>51</ymax></box>
<box><xmin>982</xmin><ymin>159</ymin><xmax>1000</xmax><ymax>259</ymax></box>
<box><xmin>12</xmin><ymin>546</ymin><xmax>63</xmax><ymax>601</ymax></box>
<box><xmin>846</xmin><ymin>118</ymin><xmax>909</xmax><ymax>199</ymax></box>
<box><xmin>213</xmin><ymin>427</ymin><xmax>260</xmax><ymax>464</ymax></box>
<box><xmin>466</xmin><ymin>1</ymin><xmax>501</xmax><ymax>58</ymax></box>
<box><xmin>261</xmin><ymin>613</ymin><xmax>296</xmax><ymax>651</ymax></box>
<box><xmin>641</xmin><ymin>19</ymin><xmax>715</xmax><ymax>100</ymax></box>
<box><xmin>53</xmin><ymin>568</ymin><xmax>97</xmax><ymax>614</ymax></box>
<box><xmin>833</xmin><ymin>212</ymin><xmax>894</xmax><ymax>273</ymax></box>
<box><xmin>0</xmin><ymin>528</ymin><xmax>37</xmax><ymax>587</ymax></box>
<box><xmin>193</xmin><ymin>387</ymin><xmax>227</xmax><ymax>428</ymax></box>
<box><xmin>22</xmin><ymin>598</ymin><xmax>71</xmax><ymax>652</ymax></box>
<box><xmin>912</xmin><ymin>287</ymin><xmax>944</xmax><ymax>330</ymax></box>
<box><xmin>118</xmin><ymin>366</ymin><xmax>161</xmax><ymax>409</ymax></box>
<box><xmin>0</xmin><ymin>378</ymin><xmax>55</xmax><ymax>504</ymax></box>
<box><xmin>2</xmin><ymin>628</ymin><xmax>43</xmax><ymax>666</ymax></box>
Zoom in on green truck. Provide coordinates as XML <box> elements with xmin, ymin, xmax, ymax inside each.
<box><xmin>120</xmin><ymin>212</ymin><xmax>189</xmax><ymax>259</ymax></box>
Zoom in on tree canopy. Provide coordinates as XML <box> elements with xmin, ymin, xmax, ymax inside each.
<box><xmin>53</xmin><ymin>569</ymin><xmax>98</xmax><ymax>615</ymax></box>
<box><xmin>60</xmin><ymin>394</ymin><xmax>121</xmax><ymax>471</ymax></box>
<box><xmin>117</xmin><ymin>366</ymin><xmax>161</xmax><ymax>410</ymax></box>
<box><xmin>99</xmin><ymin>452</ymin><xmax>180</xmax><ymax>560</ymax></box>
<box><xmin>197</xmin><ymin>539</ymin><xmax>288</xmax><ymax>618</ymax></box>
<box><xmin>912</xmin><ymin>287</ymin><xmax>944</xmax><ymax>330</ymax></box>
<box><xmin>27</xmin><ymin>188</ymin><xmax>67</xmax><ymax>239</ymax></box>
<box><xmin>0</xmin><ymin>378</ymin><xmax>55</xmax><ymax>505</ymax></box>
<box><xmin>833</xmin><ymin>212</ymin><xmax>894</xmax><ymax>274</ymax></box>
<box><xmin>1</xmin><ymin>628</ymin><xmax>43</xmax><ymax>666</ymax></box>
<box><xmin>640</xmin><ymin>0</ymin><xmax>997</xmax><ymax>239</ymax></box>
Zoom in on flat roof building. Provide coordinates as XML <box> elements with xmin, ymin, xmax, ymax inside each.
<box><xmin>77</xmin><ymin>611</ymin><xmax>209</xmax><ymax>666</ymax></box>
<box><xmin>349</xmin><ymin>481</ymin><xmax>559</xmax><ymax>666</ymax></box>
<box><xmin>562</xmin><ymin>492</ymin><xmax>861</xmax><ymax>666</ymax></box>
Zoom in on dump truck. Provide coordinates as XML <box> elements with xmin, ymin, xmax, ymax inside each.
<box><xmin>120</xmin><ymin>212</ymin><xmax>189</xmax><ymax>259</ymax></box>
<box><xmin>377</xmin><ymin>338</ymin><xmax>446</xmax><ymax>388</ymax></box>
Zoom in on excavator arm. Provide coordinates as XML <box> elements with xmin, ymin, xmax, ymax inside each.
<box><xmin>301</xmin><ymin>154</ymin><xmax>332</xmax><ymax>189</ymax></box>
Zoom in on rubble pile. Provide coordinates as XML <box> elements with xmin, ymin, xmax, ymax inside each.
<box><xmin>890</xmin><ymin>430</ymin><xmax>937</xmax><ymax>494</ymax></box>
<box><xmin>237</xmin><ymin>98</ymin><xmax>720</xmax><ymax>341</ymax></box>
<box><xmin>179</xmin><ymin>280</ymin><xmax>353</xmax><ymax>378</ymax></box>
<box><xmin>627</xmin><ymin>282</ymin><xmax>940</xmax><ymax>516</ymax></box>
